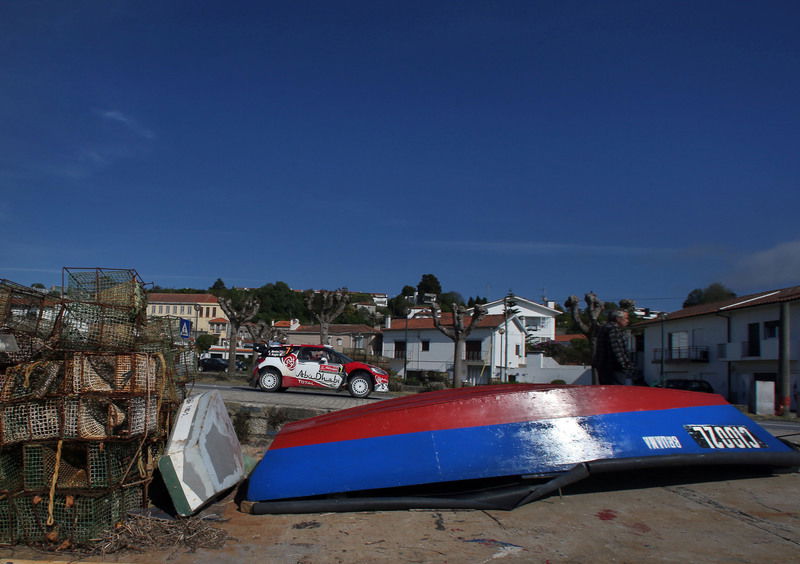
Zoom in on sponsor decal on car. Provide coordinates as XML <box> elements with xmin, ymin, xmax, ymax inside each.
<box><xmin>319</xmin><ymin>364</ymin><xmax>341</xmax><ymax>373</ymax></box>
<box><xmin>283</xmin><ymin>354</ymin><xmax>297</xmax><ymax>370</ymax></box>
<box><xmin>642</xmin><ymin>435</ymin><xmax>682</xmax><ymax>449</ymax></box>
<box><xmin>296</xmin><ymin>369</ymin><xmax>343</xmax><ymax>387</ymax></box>
<box><xmin>684</xmin><ymin>425</ymin><xmax>767</xmax><ymax>449</ymax></box>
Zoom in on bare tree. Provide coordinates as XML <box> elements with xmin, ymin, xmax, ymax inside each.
<box><xmin>304</xmin><ymin>288</ymin><xmax>350</xmax><ymax>345</ymax></box>
<box><xmin>218</xmin><ymin>291</ymin><xmax>261</xmax><ymax>374</ymax></box>
<box><xmin>431</xmin><ymin>302</ymin><xmax>487</xmax><ymax>388</ymax></box>
<box><xmin>245</xmin><ymin>319</ymin><xmax>288</xmax><ymax>347</ymax></box>
<box><xmin>565</xmin><ymin>293</ymin><xmax>634</xmax><ymax>385</ymax></box>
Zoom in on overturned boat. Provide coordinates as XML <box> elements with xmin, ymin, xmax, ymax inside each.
<box><xmin>242</xmin><ymin>384</ymin><xmax>800</xmax><ymax>514</ymax></box>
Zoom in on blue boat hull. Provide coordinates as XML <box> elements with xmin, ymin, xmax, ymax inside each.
<box><xmin>243</xmin><ymin>385</ymin><xmax>800</xmax><ymax>513</ymax></box>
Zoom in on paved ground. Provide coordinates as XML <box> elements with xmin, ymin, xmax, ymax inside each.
<box><xmin>3</xmin><ymin>470</ymin><xmax>798</xmax><ymax>563</ymax></box>
<box><xmin>2</xmin><ymin>384</ymin><xmax>799</xmax><ymax>563</ymax></box>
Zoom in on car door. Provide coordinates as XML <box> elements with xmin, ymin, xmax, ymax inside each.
<box><xmin>293</xmin><ymin>348</ymin><xmax>345</xmax><ymax>389</ymax></box>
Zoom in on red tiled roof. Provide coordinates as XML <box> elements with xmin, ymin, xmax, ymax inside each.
<box><xmin>554</xmin><ymin>334</ymin><xmax>587</xmax><ymax>342</ymax></box>
<box><xmin>386</xmin><ymin>314</ymin><xmax>506</xmax><ymax>331</ymax></box>
<box><xmin>293</xmin><ymin>324</ymin><xmax>380</xmax><ymax>334</ymax></box>
<box><xmin>208</xmin><ymin>317</ymin><xmax>228</xmax><ymax>323</ymax></box>
<box><xmin>147</xmin><ymin>293</ymin><xmax>219</xmax><ymax>304</ymax></box>
<box><xmin>273</xmin><ymin>320</ymin><xmax>292</xmax><ymax>327</ymax></box>
<box><xmin>641</xmin><ymin>285</ymin><xmax>800</xmax><ymax>324</ymax></box>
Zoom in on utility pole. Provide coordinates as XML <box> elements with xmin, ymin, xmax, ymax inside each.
<box><xmin>779</xmin><ymin>302</ymin><xmax>791</xmax><ymax>418</ymax></box>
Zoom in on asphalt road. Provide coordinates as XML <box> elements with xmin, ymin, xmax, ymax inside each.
<box><xmin>190</xmin><ymin>381</ymin><xmax>391</xmax><ymax>411</ymax></box>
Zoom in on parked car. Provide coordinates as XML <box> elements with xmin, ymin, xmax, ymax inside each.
<box><xmin>198</xmin><ymin>357</ymin><xmax>229</xmax><ymax>372</ymax></box>
<box><xmin>662</xmin><ymin>378</ymin><xmax>714</xmax><ymax>393</ymax></box>
<box><xmin>251</xmin><ymin>344</ymin><xmax>390</xmax><ymax>398</ymax></box>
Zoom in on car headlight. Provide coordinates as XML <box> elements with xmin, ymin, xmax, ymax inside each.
<box><xmin>371</xmin><ymin>366</ymin><xmax>388</xmax><ymax>376</ymax></box>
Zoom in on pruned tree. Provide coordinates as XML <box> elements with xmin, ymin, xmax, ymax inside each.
<box><xmin>245</xmin><ymin>319</ymin><xmax>288</xmax><ymax>347</ymax></box>
<box><xmin>565</xmin><ymin>293</ymin><xmax>634</xmax><ymax>384</ymax></box>
<box><xmin>218</xmin><ymin>290</ymin><xmax>261</xmax><ymax>373</ymax></box>
<box><xmin>304</xmin><ymin>288</ymin><xmax>350</xmax><ymax>345</ymax></box>
<box><xmin>431</xmin><ymin>302</ymin><xmax>487</xmax><ymax>388</ymax></box>
<box><xmin>244</xmin><ymin>319</ymin><xmax>287</xmax><ymax>379</ymax></box>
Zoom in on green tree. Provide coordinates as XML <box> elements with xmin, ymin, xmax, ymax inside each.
<box><xmin>210</xmin><ymin>278</ymin><xmax>227</xmax><ymax>295</ymax></box>
<box><xmin>683</xmin><ymin>283</ymin><xmax>737</xmax><ymax>308</ymax></box>
<box><xmin>439</xmin><ymin>291</ymin><xmax>465</xmax><ymax>313</ymax></box>
<box><xmin>417</xmin><ymin>274</ymin><xmax>442</xmax><ymax>297</ymax></box>
<box><xmin>195</xmin><ymin>333</ymin><xmax>218</xmax><ymax>353</ymax></box>
<box><xmin>253</xmin><ymin>281</ymin><xmax>308</xmax><ymax>323</ymax></box>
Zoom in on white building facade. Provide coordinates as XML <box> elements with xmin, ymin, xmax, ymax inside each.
<box><xmin>636</xmin><ymin>286</ymin><xmax>799</xmax><ymax>412</ymax></box>
<box><xmin>481</xmin><ymin>295</ymin><xmax>560</xmax><ymax>344</ymax></box>
<box><xmin>382</xmin><ymin>313</ymin><xmax>527</xmax><ymax>384</ymax></box>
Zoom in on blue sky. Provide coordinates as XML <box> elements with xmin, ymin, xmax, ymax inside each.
<box><xmin>2</xmin><ymin>1</ymin><xmax>798</xmax><ymax>312</ymax></box>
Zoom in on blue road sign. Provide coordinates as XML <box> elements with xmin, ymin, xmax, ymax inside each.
<box><xmin>179</xmin><ymin>318</ymin><xmax>192</xmax><ymax>339</ymax></box>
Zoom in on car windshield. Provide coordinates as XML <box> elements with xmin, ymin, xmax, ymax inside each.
<box><xmin>335</xmin><ymin>352</ymin><xmax>355</xmax><ymax>364</ymax></box>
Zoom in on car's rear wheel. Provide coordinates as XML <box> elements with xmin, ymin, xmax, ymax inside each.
<box><xmin>347</xmin><ymin>372</ymin><xmax>373</xmax><ymax>398</ymax></box>
<box><xmin>258</xmin><ymin>368</ymin><xmax>283</xmax><ymax>393</ymax></box>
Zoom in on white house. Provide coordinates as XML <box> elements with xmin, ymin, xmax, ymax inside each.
<box><xmin>635</xmin><ymin>285</ymin><xmax>799</xmax><ymax>412</ymax></box>
<box><xmin>480</xmin><ymin>295</ymin><xmax>561</xmax><ymax>344</ymax></box>
<box><xmin>382</xmin><ymin>313</ymin><xmax>527</xmax><ymax>384</ymax></box>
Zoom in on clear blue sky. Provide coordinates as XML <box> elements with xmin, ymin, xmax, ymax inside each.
<box><xmin>2</xmin><ymin>1</ymin><xmax>798</xmax><ymax>312</ymax></box>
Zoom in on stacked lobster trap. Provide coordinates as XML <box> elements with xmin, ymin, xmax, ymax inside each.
<box><xmin>0</xmin><ymin>268</ymin><xmax>193</xmax><ymax>546</ymax></box>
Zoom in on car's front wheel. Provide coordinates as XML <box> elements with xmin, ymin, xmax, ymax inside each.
<box><xmin>258</xmin><ymin>368</ymin><xmax>283</xmax><ymax>393</ymax></box>
<box><xmin>347</xmin><ymin>372</ymin><xmax>373</xmax><ymax>398</ymax></box>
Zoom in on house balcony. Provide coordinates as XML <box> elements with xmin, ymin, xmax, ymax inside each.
<box><xmin>465</xmin><ymin>351</ymin><xmax>485</xmax><ymax>362</ymax></box>
<box><xmin>652</xmin><ymin>346</ymin><xmax>709</xmax><ymax>363</ymax></box>
<box><xmin>716</xmin><ymin>339</ymin><xmax>784</xmax><ymax>361</ymax></box>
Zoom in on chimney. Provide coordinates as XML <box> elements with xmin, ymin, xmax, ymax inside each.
<box><xmin>385</xmin><ymin>317</ymin><xmax>392</xmax><ymax>329</ymax></box>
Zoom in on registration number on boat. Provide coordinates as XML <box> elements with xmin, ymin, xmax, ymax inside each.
<box><xmin>684</xmin><ymin>425</ymin><xmax>766</xmax><ymax>449</ymax></box>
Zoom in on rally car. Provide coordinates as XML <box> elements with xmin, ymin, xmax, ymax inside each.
<box><xmin>251</xmin><ymin>344</ymin><xmax>390</xmax><ymax>398</ymax></box>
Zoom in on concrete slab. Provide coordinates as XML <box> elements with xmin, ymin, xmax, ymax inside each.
<box><xmin>3</xmin><ymin>469</ymin><xmax>797</xmax><ymax>563</ymax></box>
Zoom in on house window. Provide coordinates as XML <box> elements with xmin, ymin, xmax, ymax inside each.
<box><xmin>668</xmin><ymin>331</ymin><xmax>689</xmax><ymax>360</ymax></box>
<box><xmin>158</xmin><ymin>305</ymin><xmax>163</xmax><ymax>314</ymax></box>
<box><xmin>206</xmin><ymin>307</ymin><xmax>211</xmax><ymax>317</ymax></box>
<box><xmin>395</xmin><ymin>341</ymin><xmax>406</xmax><ymax>359</ymax></box>
<box><xmin>212</xmin><ymin>307</ymin><xmax>217</xmax><ymax>317</ymax></box>
<box><xmin>466</xmin><ymin>340</ymin><xmax>482</xmax><ymax>361</ymax></box>
<box><xmin>764</xmin><ymin>321</ymin><xmax>779</xmax><ymax>339</ymax></box>
<box><xmin>337</xmin><ymin>337</ymin><xmax>343</xmax><ymax>347</ymax></box>
<box><xmin>515</xmin><ymin>344</ymin><xmax>520</xmax><ymax>356</ymax></box>
<box><xmin>421</xmin><ymin>340</ymin><xmax>430</xmax><ymax>352</ymax></box>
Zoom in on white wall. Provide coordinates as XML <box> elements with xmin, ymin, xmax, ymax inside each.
<box><xmin>640</xmin><ymin>302</ymin><xmax>799</xmax><ymax>408</ymax></box>
<box><xmin>516</xmin><ymin>353</ymin><xmax>592</xmax><ymax>385</ymax></box>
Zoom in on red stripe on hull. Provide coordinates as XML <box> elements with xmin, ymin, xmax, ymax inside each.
<box><xmin>271</xmin><ymin>384</ymin><xmax>728</xmax><ymax>450</ymax></box>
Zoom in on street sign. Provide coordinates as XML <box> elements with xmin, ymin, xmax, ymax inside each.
<box><xmin>179</xmin><ymin>318</ymin><xmax>192</xmax><ymax>339</ymax></box>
